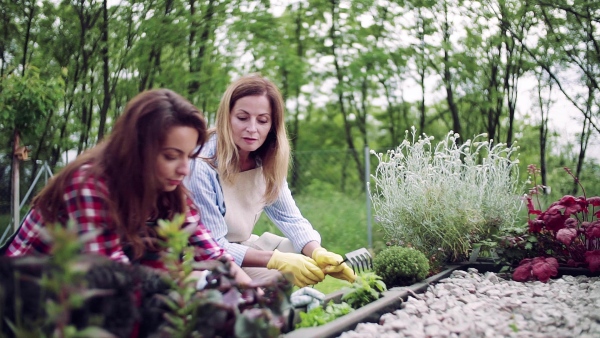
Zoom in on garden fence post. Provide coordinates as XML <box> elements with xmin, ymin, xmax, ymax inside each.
<box><xmin>365</xmin><ymin>146</ymin><xmax>372</xmax><ymax>249</ymax></box>
<box><xmin>12</xmin><ymin>132</ymin><xmax>20</xmax><ymax>231</ymax></box>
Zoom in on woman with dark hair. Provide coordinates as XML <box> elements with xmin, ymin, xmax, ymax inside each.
<box><xmin>186</xmin><ymin>74</ymin><xmax>355</xmax><ymax>287</ymax></box>
<box><xmin>4</xmin><ymin>89</ymin><xmax>251</xmax><ymax>284</ymax></box>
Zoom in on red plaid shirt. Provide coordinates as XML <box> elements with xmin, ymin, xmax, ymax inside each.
<box><xmin>5</xmin><ymin>164</ymin><xmax>230</xmax><ymax>267</ymax></box>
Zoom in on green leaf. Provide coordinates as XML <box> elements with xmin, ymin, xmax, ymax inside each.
<box><xmin>72</xmin><ymin>326</ymin><xmax>117</xmax><ymax>338</ymax></box>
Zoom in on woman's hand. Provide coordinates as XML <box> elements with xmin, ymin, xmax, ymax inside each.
<box><xmin>266</xmin><ymin>250</ymin><xmax>325</xmax><ymax>287</ymax></box>
<box><xmin>229</xmin><ymin>262</ymin><xmax>265</xmax><ymax>296</ymax></box>
<box><xmin>312</xmin><ymin>247</ymin><xmax>356</xmax><ymax>283</ymax></box>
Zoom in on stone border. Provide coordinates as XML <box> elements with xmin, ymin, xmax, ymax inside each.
<box><xmin>283</xmin><ymin>265</ymin><xmax>463</xmax><ymax>338</ymax></box>
<box><xmin>285</xmin><ymin>261</ymin><xmax>600</xmax><ymax>337</ymax></box>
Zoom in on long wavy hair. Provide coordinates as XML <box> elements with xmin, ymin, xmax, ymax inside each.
<box><xmin>33</xmin><ymin>89</ymin><xmax>207</xmax><ymax>259</ymax></box>
<box><xmin>212</xmin><ymin>74</ymin><xmax>290</xmax><ymax>204</ymax></box>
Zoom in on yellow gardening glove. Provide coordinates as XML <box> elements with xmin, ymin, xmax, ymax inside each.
<box><xmin>312</xmin><ymin>248</ymin><xmax>356</xmax><ymax>283</ymax></box>
<box><xmin>267</xmin><ymin>250</ymin><xmax>325</xmax><ymax>287</ymax></box>
<box><xmin>325</xmin><ymin>263</ymin><xmax>356</xmax><ymax>283</ymax></box>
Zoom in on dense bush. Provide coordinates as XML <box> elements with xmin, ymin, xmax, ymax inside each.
<box><xmin>370</xmin><ymin>128</ymin><xmax>522</xmax><ymax>265</ymax></box>
<box><xmin>373</xmin><ymin>246</ymin><xmax>430</xmax><ymax>287</ymax></box>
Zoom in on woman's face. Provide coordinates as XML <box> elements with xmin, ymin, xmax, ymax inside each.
<box><xmin>230</xmin><ymin>94</ymin><xmax>272</xmax><ymax>157</ymax></box>
<box><xmin>156</xmin><ymin>126</ymin><xmax>199</xmax><ymax>192</ymax></box>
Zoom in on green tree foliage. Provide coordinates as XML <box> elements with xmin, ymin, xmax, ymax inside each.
<box><xmin>0</xmin><ymin>0</ymin><xmax>597</xmax><ymax>203</ymax></box>
<box><xmin>0</xmin><ymin>66</ymin><xmax>63</xmax><ymax>143</ymax></box>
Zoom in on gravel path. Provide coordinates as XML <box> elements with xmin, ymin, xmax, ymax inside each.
<box><xmin>338</xmin><ymin>268</ymin><xmax>600</xmax><ymax>338</ymax></box>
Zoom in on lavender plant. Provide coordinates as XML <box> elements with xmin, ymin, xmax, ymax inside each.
<box><xmin>370</xmin><ymin>128</ymin><xmax>522</xmax><ymax>264</ymax></box>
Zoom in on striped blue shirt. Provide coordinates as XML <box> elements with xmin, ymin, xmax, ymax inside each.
<box><xmin>184</xmin><ymin>135</ymin><xmax>321</xmax><ymax>266</ymax></box>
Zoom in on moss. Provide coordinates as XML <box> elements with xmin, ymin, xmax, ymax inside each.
<box><xmin>373</xmin><ymin>246</ymin><xmax>430</xmax><ymax>287</ymax></box>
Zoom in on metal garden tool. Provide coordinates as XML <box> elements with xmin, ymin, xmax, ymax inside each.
<box><xmin>342</xmin><ymin>248</ymin><xmax>373</xmax><ymax>274</ymax></box>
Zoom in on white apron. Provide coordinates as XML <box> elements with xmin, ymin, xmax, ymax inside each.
<box><xmin>221</xmin><ymin>167</ymin><xmax>295</xmax><ymax>282</ymax></box>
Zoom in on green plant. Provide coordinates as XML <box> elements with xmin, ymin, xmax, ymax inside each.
<box><xmin>341</xmin><ymin>272</ymin><xmax>387</xmax><ymax>309</ymax></box>
<box><xmin>154</xmin><ymin>215</ymin><xmax>294</xmax><ymax>337</ymax></box>
<box><xmin>2</xmin><ymin>221</ymin><xmax>115</xmax><ymax>338</ymax></box>
<box><xmin>483</xmin><ymin>225</ymin><xmax>540</xmax><ymax>270</ymax></box>
<box><xmin>295</xmin><ymin>302</ymin><xmax>354</xmax><ymax>329</ymax></box>
<box><xmin>373</xmin><ymin>246</ymin><xmax>429</xmax><ymax>287</ymax></box>
<box><xmin>370</xmin><ymin>128</ymin><xmax>521</xmax><ymax>263</ymax></box>
<box><xmin>2</xmin><ymin>215</ymin><xmax>294</xmax><ymax>338</ymax></box>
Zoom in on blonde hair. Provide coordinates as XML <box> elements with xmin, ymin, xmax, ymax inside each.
<box><xmin>213</xmin><ymin>74</ymin><xmax>289</xmax><ymax>204</ymax></box>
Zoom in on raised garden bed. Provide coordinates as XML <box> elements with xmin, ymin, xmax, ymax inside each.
<box><xmin>285</xmin><ymin>262</ymin><xmax>600</xmax><ymax>338</ymax></box>
<box><xmin>284</xmin><ymin>265</ymin><xmax>462</xmax><ymax>338</ymax></box>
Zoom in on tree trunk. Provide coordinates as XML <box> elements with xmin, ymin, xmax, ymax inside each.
<box><xmin>20</xmin><ymin>1</ymin><xmax>35</xmax><ymax>75</ymax></box>
<box><xmin>97</xmin><ymin>0</ymin><xmax>110</xmax><ymax>141</ymax></box>
<box><xmin>329</xmin><ymin>0</ymin><xmax>364</xmax><ymax>186</ymax></box>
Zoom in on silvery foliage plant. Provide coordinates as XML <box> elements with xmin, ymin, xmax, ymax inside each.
<box><xmin>369</xmin><ymin>127</ymin><xmax>522</xmax><ymax>262</ymax></box>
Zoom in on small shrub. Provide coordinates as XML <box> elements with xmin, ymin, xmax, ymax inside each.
<box><xmin>373</xmin><ymin>246</ymin><xmax>430</xmax><ymax>287</ymax></box>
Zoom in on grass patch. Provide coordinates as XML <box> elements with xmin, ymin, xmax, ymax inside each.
<box><xmin>254</xmin><ymin>183</ymin><xmax>385</xmax><ymax>294</ymax></box>
<box><xmin>288</xmin><ymin>276</ymin><xmax>351</xmax><ymax>296</ymax></box>
<box><xmin>253</xmin><ymin>185</ymin><xmax>385</xmax><ymax>256</ymax></box>
<box><xmin>311</xmin><ymin>275</ymin><xmax>351</xmax><ymax>294</ymax></box>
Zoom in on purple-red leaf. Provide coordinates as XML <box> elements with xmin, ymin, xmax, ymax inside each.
<box><xmin>525</xmin><ymin>197</ymin><xmax>542</xmax><ymax>215</ymax></box>
<box><xmin>587</xmin><ymin>196</ymin><xmax>600</xmax><ymax>207</ymax></box>
<box><xmin>585</xmin><ymin>251</ymin><xmax>600</xmax><ymax>272</ymax></box>
<box><xmin>557</xmin><ymin>195</ymin><xmax>584</xmax><ymax>216</ymax></box>
<box><xmin>559</xmin><ymin>195</ymin><xmax>577</xmax><ymax>205</ymax></box>
<box><xmin>528</xmin><ymin>219</ymin><xmax>544</xmax><ymax>233</ymax></box>
<box><xmin>531</xmin><ymin>257</ymin><xmax>558</xmax><ymax>283</ymax></box>
<box><xmin>512</xmin><ymin>259</ymin><xmax>533</xmax><ymax>282</ymax></box>
<box><xmin>541</xmin><ymin>207</ymin><xmax>569</xmax><ymax>232</ymax></box>
<box><xmin>512</xmin><ymin>257</ymin><xmax>558</xmax><ymax>283</ymax></box>
<box><xmin>564</xmin><ymin>218</ymin><xmax>578</xmax><ymax>228</ymax></box>
<box><xmin>556</xmin><ymin>228</ymin><xmax>577</xmax><ymax>245</ymax></box>
<box><xmin>584</xmin><ymin>221</ymin><xmax>600</xmax><ymax>240</ymax></box>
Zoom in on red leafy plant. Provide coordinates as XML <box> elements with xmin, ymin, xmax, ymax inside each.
<box><xmin>515</xmin><ymin>165</ymin><xmax>600</xmax><ymax>282</ymax></box>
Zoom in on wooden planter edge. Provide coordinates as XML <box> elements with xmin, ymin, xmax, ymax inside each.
<box><xmin>282</xmin><ymin>265</ymin><xmax>464</xmax><ymax>338</ymax></box>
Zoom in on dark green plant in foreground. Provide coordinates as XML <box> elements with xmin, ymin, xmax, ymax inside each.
<box><xmin>1</xmin><ymin>216</ymin><xmax>294</xmax><ymax>338</ymax></box>
<box><xmin>1</xmin><ymin>221</ymin><xmax>118</xmax><ymax>338</ymax></box>
<box><xmin>149</xmin><ymin>214</ymin><xmax>294</xmax><ymax>337</ymax></box>
<box><xmin>373</xmin><ymin>246</ymin><xmax>430</xmax><ymax>287</ymax></box>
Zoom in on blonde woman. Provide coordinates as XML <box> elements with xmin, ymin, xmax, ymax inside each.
<box><xmin>186</xmin><ymin>74</ymin><xmax>355</xmax><ymax>287</ymax></box>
